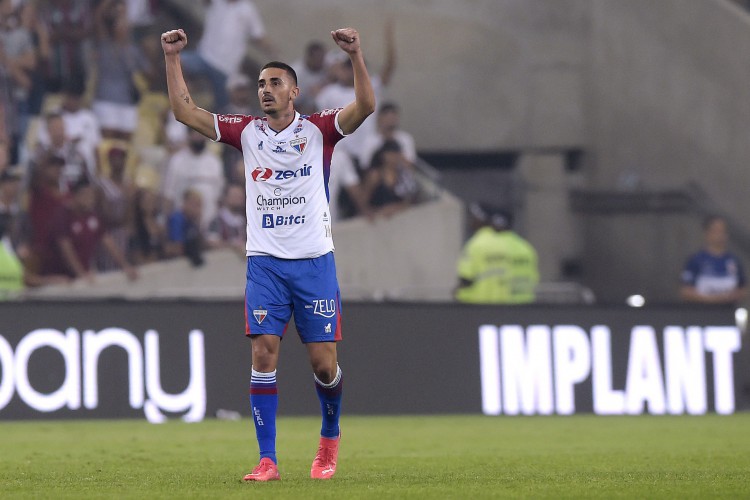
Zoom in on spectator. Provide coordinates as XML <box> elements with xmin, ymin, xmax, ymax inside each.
<box><xmin>162</xmin><ymin>129</ymin><xmax>224</xmax><ymax>229</ymax></box>
<box><xmin>221</xmin><ymin>73</ymin><xmax>257</xmax><ymax>182</ymax></box>
<box><xmin>129</xmin><ymin>185</ymin><xmax>165</xmax><ymax>264</ymax></box>
<box><xmin>0</xmin><ymin>167</ymin><xmax>23</xmax><ymax>296</ymax></box>
<box><xmin>34</xmin><ymin>111</ymin><xmax>90</xmax><ymax>191</ymax></box>
<box><xmin>43</xmin><ymin>177</ymin><xmax>137</xmax><ymax>282</ymax></box>
<box><xmin>207</xmin><ymin>182</ymin><xmax>246</xmax><ymax>253</ymax></box>
<box><xmin>19</xmin><ymin>0</ymin><xmax>51</xmax><ymax>128</ymax></box>
<box><xmin>361</xmin><ymin>140</ymin><xmax>420</xmax><ymax>218</ymax></box>
<box><xmin>0</xmin><ymin>48</ymin><xmax>14</xmax><ymax>154</ymax></box>
<box><xmin>28</xmin><ymin>153</ymin><xmax>69</xmax><ymax>277</ymax></box>
<box><xmin>0</xmin><ymin>0</ymin><xmax>37</xmax><ymax>160</ymax></box>
<box><xmin>680</xmin><ymin>215</ymin><xmax>747</xmax><ymax>305</ymax></box>
<box><xmin>124</xmin><ymin>0</ymin><xmax>156</xmax><ymax>41</ymax></box>
<box><xmin>180</xmin><ymin>0</ymin><xmax>273</xmax><ymax>109</ymax></box>
<box><xmin>328</xmin><ymin>147</ymin><xmax>369</xmax><ymax>222</ymax></box>
<box><xmin>316</xmin><ymin>19</ymin><xmax>396</xmax><ymax>168</ymax></box>
<box><xmin>96</xmin><ymin>145</ymin><xmax>135</xmax><ymax>271</ymax></box>
<box><xmin>38</xmin><ymin>0</ymin><xmax>92</xmax><ymax>92</ymax></box>
<box><xmin>165</xmin><ymin>188</ymin><xmax>204</xmax><ymax>267</ymax></box>
<box><xmin>36</xmin><ymin>80</ymin><xmax>101</xmax><ymax>176</ymax></box>
<box><xmin>455</xmin><ymin>203</ymin><xmax>539</xmax><ymax>304</ymax></box>
<box><xmin>291</xmin><ymin>40</ymin><xmax>330</xmax><ymax>115</ymax></box>
<box><xmin>359</xmin><ymin>101</ymin><xmax>416</xmax><ymax>169</ymax></box>
<box><xmin>92</xmin><ymin>0</ymin><xmax>149</xmax><ymax>140</ymax></box>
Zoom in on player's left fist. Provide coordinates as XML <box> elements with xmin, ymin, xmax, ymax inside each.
<box><xmin>331</xmin><ymin>28</ymin><xmax>361</xmax><ymax>54</ymax></box>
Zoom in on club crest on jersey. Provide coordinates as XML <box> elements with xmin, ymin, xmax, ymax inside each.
<box><xmin>253</xmin><ymin>307</ymin><xmax>268</xmax><ymax>324</ymax></box>
<box><xmin>290</xmin><ymin>137</ymin><xmax>307</xmax><ymax>155</ymax></box>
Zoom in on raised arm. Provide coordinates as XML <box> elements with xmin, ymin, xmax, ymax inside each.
<box><xmin>161</xmin><ymin>29</ymin><xmax>217</xmax><ymax>139</ymax></box>
<box><xmin>331</xmin><ymin>28</ymin><xmax>376</xmax><ymax>135</ymax></box>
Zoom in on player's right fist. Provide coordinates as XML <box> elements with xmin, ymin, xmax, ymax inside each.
<box><xmin>161</xmin><ymin>29</ymin><xmax>188</xmax><ymax>55</ymax></box>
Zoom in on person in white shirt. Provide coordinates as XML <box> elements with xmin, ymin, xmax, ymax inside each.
<box><xmin>291</xmin><ymin>40</ymin><xmax>330</xmax><ymax>116</ymax></box>
<box><xmin>358</xmin><ymin>101</ymin><xmax>416</xmax><ymax>169</ymax></box>
<box><xmin>162</xmin><ymin>129</ymin><xmax>224</xmax><ymax>229</ymax></box>
<box><xmin>315</xmin><ymin>19</ymin><xmax>395</xmax><ymax>168</ymax></box>
<box><xmin>36</xmin><ymin>81</ymin><xmax>101</xmax><ymax>175</ymax></box>
<box><xmin>180</xmin><ymin>0</ymin><xmax>273</xmax><ymax>109</ymax></box>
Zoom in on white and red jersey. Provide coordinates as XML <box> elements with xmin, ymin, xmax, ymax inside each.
<box><xmin>213</xmin><ymin>110</ymin><xmax>345</xmax><ymax>259</ymax></box>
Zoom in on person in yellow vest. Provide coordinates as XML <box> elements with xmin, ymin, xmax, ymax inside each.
<box><xmin>455</xmin><ymin>203</ymin><xmax>539</xmax><ymax>304</ymax></box>
<box><xmin>0</xmin><ymin>168</ymin><xmax>24</xmax><ymax>299</ymax></box>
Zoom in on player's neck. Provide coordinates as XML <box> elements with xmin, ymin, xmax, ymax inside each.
<box><xmin>265</xmin><ymin>109</ymin><xmax>296</xmax><ymax>133</ymax></box>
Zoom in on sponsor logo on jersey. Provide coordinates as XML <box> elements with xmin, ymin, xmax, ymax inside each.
<box><xmin>262</xmin><ymin>214</ymin><xmax>306</xmax><ymax>228</ymax></box>
<box><xmin>253</xmin><ymin>307</ymin><xmax>268</xmax><ymax>324</ymax></box>
<box><xmin>290</xmin><ymin>137</ymin><xmax>307</xmax><ymax>155</ymax></box>
<box><xmin>258</xmin><ymin>141</ymin><xmax>263</xmax><ymax>150</ymax></box>
<box><xmin>272</xmin><ymin>145</ymin><xmax>286</xmax><ymax>154</ymax></box>
<box><xmin>325</xmin><ymin>323</ymin><xmax>332</xmax><ymax>334</ymax></box>
<box><xmin>320</xmin><ymin>108</ymin><xmax>341</xmax><ymax>117</ymax></box>
<box><xmin>218</xmin><ymin>114</ymin><xmax>243</xmax><ymax>124</ymax></box>
<box><xmin>256</xmin><ymin>194</ymin><xmax>306</xmax><ymax>210</ymax></box>
<box><xmin>251</xmin><ymin>167</ymin><xmax>273</xmax><ymax>182</ymax></box>
<box><xmin>274</xmin><ymin>164</ymin><xmax>312</xmax><ymax>180</ymax></box>
<box><xmin>313</xmin><ymin>298</ymin><xmax>336</xmax><ymax>318</ymax></box>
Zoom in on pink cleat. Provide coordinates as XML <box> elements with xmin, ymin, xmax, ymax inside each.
<box><xmin>310</xmin><ymin>434</ymin><xmax>340</xmax><ymax>479</ymax></box>
<box><xmin>243</xmin><ymin>457</ymin><xmax>280</xmax><ymax>482</ymax></box>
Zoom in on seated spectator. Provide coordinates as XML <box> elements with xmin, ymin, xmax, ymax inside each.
<box><xmin>37</xmin><ymin>80</ymin><xmax>102</xmax><ymax>173</ymax></box>
<box><xmin>129</xmin><ymin>186</ymin><xmax>165</xmax><ymax>264</ymax></box>
<box><xmin>207</xmin><ymin>182</ymin><xmax>246</xmax><ymax>253</ymax></box>
<box><xmin>165</xmin><ymin>188</ymin><xmax>204</xmax><ymax>267</ymax></box>
<box><xmin>292</xmin><ymin>40</ymin><xmax>330</xmax><ymax>116</ymax></box>
<box><xmin>680</xmin><ymin>215</ymin><xmax>747</xmax><ymax>305</ymax></box>
<box><xmin>359</xmin><ymin>101</ymin><xmax>417</xmax><ymax>170</ymax></box>
<box><xmin>2</xmin><ymin>163</ymin><xmax>67</xmax><ymax>288</ymax></box>
<box><xmin>455</xmin><ymin>204</ymin><xmax>539</xmax><ymax>304</ymax></box>
<box><xmin>328</xmin><ymin>147</ymin><xmax>369</xmax><ymax>222</ymax></box>
<box><xmin>43</xmin><ymin>178</ymin><xmax>137</xmax><ymax>282</ymax></box>
<box><xmin>362</xmin><ymin>140</ymin><xmax>420</xmax><ymax>218</ymax></box>
<box><xmin>162</xmin><ymin>129</ymin><xmax>224</xmax><ymax>229</ymax></box>
<box><xmin>28</xmin><ymin>153</ymin><xmax>69</xmax><ymax>278</ymax></box>
<box><xmin>96</xmin><ymin>145</ymin><xmax>135</xmax><ymax>271</ymax></box>
<box><xmin>34</xmin><ymin>111</ymin><xmax>90</xmax><ymax>191</ymax></box>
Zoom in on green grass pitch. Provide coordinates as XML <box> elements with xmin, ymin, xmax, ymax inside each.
<box><xmin>1</xmin><ymin>414</ymin><xmax>749</xmax><ymax>498</ymax></box>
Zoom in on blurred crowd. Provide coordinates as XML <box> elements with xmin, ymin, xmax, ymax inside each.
<box><xmin>0</xmin><ymin>0</ymin><xmax>426</xmax><ymax>293</ymax></box>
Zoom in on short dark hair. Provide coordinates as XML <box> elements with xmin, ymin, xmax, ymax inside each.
<box><xmin>260</xmin><ymin>61</ymin><xmax>298</xmax><ymax>86</ymax></box>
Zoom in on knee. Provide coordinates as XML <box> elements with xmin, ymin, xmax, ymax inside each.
<box><xmin>251</xmin><ymin>340</ymin><xmax>278</xmax><ymax>372</ymax></box>
<box><xmin>312</xmin><ymin>361</ymin><xmax>338</xmax><ymax>384</ymax></box>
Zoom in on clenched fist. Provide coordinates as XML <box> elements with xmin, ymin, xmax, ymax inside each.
<box><xmin>161</xmin><ymin>29</ymin><xmax>188</xmax><ymax>55</ymax></box>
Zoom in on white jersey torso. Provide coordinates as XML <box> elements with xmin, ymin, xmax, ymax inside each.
<box><xmin>214</xmin><ymin>110</ymin><xmax>344</xmax><ymax>259</ymax></box>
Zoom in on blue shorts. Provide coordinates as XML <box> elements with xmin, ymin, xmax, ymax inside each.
<box><xmin>244</xmin><ymin>252</ymin><xmax>342</xmax><ymax>343</ymax></box>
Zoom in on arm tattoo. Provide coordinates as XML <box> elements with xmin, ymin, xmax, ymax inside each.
<box><xmin>181</xmin><ymin>93</ymin><xmax>190</xmax><ymax>104</ymax></box>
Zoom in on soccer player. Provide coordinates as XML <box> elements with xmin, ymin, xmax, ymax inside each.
<box><xmin>161</xmin><ymin>27</ymin><xmax>375</xmax><ymax>481</ymax></box>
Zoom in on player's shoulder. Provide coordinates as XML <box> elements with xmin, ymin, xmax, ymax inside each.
<box><xmin>215</xmin><ymin>113</ymin><xmax>258</xmax><ymax>125</ymax></box>
<box><xmin>305</xmin><ymin>108</ymin><xmax>342</xmax><ymax>127</ymax></box>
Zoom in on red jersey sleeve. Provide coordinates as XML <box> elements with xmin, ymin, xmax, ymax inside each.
<box><xmin>213</xmin><ymin>114</ymin><xmax>256</xmax><ymax>150</ymax></box>
<box><xmin>307</xmin><ymin>109</ymin><xmax>345</xmax><ymax>147</ymax></box>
